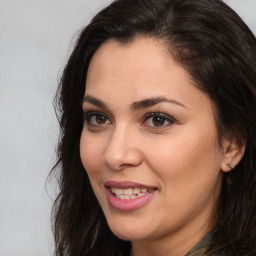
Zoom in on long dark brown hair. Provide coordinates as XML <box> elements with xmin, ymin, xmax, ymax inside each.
<box><xmin>51</xmin><ymin>0</ymin><xmax>256</xmax><ymax>255</ymax></box>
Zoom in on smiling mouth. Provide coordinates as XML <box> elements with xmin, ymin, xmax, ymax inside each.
<box><xmin>109</xmin><ymin>187</ymin><xmax>155</xmax><ymax>200</ymax></box>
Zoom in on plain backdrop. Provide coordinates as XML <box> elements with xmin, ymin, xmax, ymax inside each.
<box><xmin>0</xmin><ymin>1</ymin><xmax>255</xmax><ymax>255</ymax></box>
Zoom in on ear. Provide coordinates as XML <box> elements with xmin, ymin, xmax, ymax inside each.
<box><xmin>220</xmin><ymin>138</ymin><xmax>245</xmax><ymax>172</ymax></box>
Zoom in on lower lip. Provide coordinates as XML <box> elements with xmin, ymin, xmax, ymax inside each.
<box><xmin>106</xmin><ymin>187</ymin><xmax>157</xmax><ymax>211</ymax></box>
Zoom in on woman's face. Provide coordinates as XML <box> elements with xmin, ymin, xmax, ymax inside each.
<box><xmin>80</xmin><ymin>37</ymin><xmax>226</xmax><ymax>248</ymax></box>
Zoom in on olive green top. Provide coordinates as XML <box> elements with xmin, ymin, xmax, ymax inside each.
<box><xmin>185</xmin><ymin>229</ymin><xmax>219</xmax><ymax>256</ymax></box>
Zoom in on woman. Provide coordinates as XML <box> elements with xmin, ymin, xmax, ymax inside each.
<box><xmin>52</xmin><ymin>0</ymin><xmax>256</xmax><ymax>255</ymax></box>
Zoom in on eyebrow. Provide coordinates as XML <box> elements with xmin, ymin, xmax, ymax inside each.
<box><xmin>82</xmin><ymin>95</ymin><xmax>107</xmax><ymax>109</ymax></box>
<box><xmin>82</xmin><ymin>95</ymin><xmax>185</xmax><ymax>110</ymax></box>
<box><xmin>131</xmin><ymin>97</ymin><xmax>186</xmax><ymax>110</ymax></box>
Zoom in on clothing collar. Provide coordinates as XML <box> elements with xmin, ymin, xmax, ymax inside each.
<box><xmin>185</xmin><ymin>228</ymin><xmax>218</xmax><ymax>256</ymax></box>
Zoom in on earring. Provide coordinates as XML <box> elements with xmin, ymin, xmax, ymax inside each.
<box><xmin>226</xmin><ymin>161</ymin><xmax>232</xmax><ymax>169</ymax></box>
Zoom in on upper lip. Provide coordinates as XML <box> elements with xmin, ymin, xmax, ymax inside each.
<box><xmin>104</xmin><ymin>180</ymin><xmax>157</xmax><ymax>189</ymax></box>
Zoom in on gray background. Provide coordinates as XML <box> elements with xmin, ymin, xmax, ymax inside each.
<box><xmin>0</xmin><ymin>1</ymin><xmax>255</xmax><ymax>255</ymax></box>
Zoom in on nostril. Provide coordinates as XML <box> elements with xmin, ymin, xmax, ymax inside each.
<box><xmin>103</xmin><ymin>148</ymin><xmax>143</xmax><ymax>171</ymax></box>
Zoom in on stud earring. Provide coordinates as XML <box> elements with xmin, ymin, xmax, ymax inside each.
<box><xmin>226</xmin><ymin>161</ymin><xmax>232</xmax><ymax>169</ymax></box>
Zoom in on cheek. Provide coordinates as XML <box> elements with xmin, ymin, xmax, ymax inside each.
<box><xmin>80</xmin><ymin>132</ymin><xmax>108</xmax><ymax>206</ymax></box>
<box><xmin>145</xmin><ymin>131</ymin><xmax>223</xmax><ymax>224</ymax></box>
<box><xmin>80</xmin><ymin>131</ymin><xmax>104</xmax><ymax>177</ymax></box>
<box><xmin>146</xmin><ymin>129</ymin><xmax>222</xmax><ymax>188</ymax></box>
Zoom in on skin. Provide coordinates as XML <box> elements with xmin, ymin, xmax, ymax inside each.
<box><xmin>80</xmin><ymin>37</ymin><xmax>244</xmax><ymax>256</ymax></box>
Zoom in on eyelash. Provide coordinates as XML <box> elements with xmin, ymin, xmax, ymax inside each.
<box><xmin>83</xmin><ymin>111</ymin><xmax>111</xmax><ymax>127</ymax></box>
<box><xmin>83</xmin><ymin>111</ymin><xmax>176</xmax><ymax>129</ymax></box>
<box><xmin>142</xmin><ymin>112</ymin><xmax>175</xmax><ymax>128</ymax></box>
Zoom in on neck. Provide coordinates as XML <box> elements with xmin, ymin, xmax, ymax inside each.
<box><xmin>130</xmin><ymin>221</ymin><xmax>215</xmax><ymax>256</ymax></box>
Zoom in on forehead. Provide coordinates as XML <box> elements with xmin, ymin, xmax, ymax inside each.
<box><xmin>86</xmin><ymin>37</ymin><xmax>187</xmax><ymax>92</ymax></box>
<box><xmin>85</xmin><ymin>37</ymin><xmax>213</xmax><ymax>114</ymax></box>
<box><xmin>87</xmin><ymin>37</ymin><xmax>171</xmax><ymax>84</ymax></box>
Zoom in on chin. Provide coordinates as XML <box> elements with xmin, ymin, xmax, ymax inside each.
<box><xmin>105</xmin><ymin>214</ymin><xmax>156</xmax><ymax>241</ymax></box>
<box><xmin>111</xmin><ymin>227</ymin><xmax>151</xmax><ymax>241</ymax></box>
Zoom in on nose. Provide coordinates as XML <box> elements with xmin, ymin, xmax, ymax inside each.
<box><xmin>103</xmin><ymin>126</ymin><xmax>142</xmax><ymax>171</ymax></box>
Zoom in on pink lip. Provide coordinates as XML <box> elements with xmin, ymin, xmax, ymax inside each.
<box><xmin>104</xmin><ymin>180</ymin><xmax>157</xmax><ymax>211</ymax></box>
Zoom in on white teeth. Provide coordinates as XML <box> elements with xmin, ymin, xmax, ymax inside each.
<box><xmin>140</xmin><ymin>188</ymin><xmax>147</xmax><ymax>193</ymax></box>
<box><xmin>115</xmin><ymin>188</ymin><xmax>124</xmax><ymax>195</ymax></box>
<box><xmin>110</xmin><ymin>186</ymin><xmax>154</xmax><ymax>199</ymax></box>
<box><xmin>123</xmin><ymin>188</ymin><xmax>133</xmax><ymax>196</ymax></box>
<box><xmin>133</xmin><ymin>188</ymin><xmax>140</xmax><ymax>194</ymax></box>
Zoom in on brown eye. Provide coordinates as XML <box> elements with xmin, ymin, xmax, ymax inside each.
<box><xmin>84</xmin><ymin>112</ymin><xmax>111</xmax><ymax>126</ymax></box>
<box><xmin>152</xmin><ymin>116</ymin><xmax>165</xmax><ymax>126</ymax></box>
<box><xmin>142</xmin><ymin>113</ymin><xmax>175</xmax><ymax>128</ymax></box>
<box><xmin>95</xmin><ymin>115</ymin><xmax>107</xmax><ymax>124</ymax></box>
